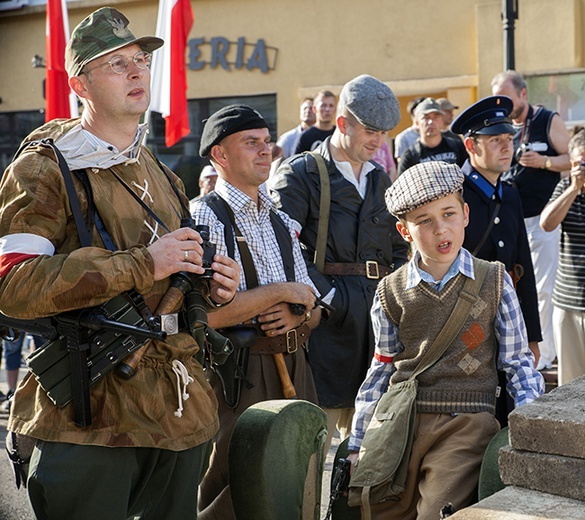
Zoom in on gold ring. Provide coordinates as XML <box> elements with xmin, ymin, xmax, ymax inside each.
<box><xmin>184</xmin><ymin>250</ymin><xmax>189</xmax><ymax>261</ymax></box>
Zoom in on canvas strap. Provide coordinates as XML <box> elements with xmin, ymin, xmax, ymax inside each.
<box><xmin>308</xmin><ymin>152</ymin><xmax>331</xmax><ymax>273</ymax></box>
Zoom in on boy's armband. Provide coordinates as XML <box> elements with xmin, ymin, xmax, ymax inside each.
<box><xmin>374</xmin><ymin>352</ymin><xmax>394</xmax><ymax>364</ymax></box>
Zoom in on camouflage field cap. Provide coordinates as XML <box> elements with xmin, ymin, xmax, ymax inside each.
<box><xmin>65</xmin><ymin>7</ymin><xmax>163</xmax><ymax>77</ymax></box>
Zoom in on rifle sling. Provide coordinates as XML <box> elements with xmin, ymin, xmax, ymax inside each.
<box><xmin>35</xmin><ymin>140</ymin><xmax>93</xmax><ymax>426</ymax></box>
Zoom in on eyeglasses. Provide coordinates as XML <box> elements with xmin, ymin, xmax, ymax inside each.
<box><xmin>82</xmin><ymin>50</ymin><xmax>152</xmax><ymax>76</ymax></box>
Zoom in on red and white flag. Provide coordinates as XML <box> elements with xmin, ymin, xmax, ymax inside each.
<box><xmin>149</xmin><ymin>0</ymin><xmax>194</xmax><ymax>148</ymax></box>
<box><xmin>45</xmin><ymin>0</ymin><xmax>78</xmax><ymax>122</ymax></box>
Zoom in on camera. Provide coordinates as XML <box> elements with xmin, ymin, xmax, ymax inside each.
<box><xmin>195</xmin><ymin>224</ymin><xmax>216</xmax><ymax>279</ymax></box>
<box><xmin>523</xmin><ymin>142</ymin><xmax>548</xmax><ymax>152</ymax></box>
<box><xmin>516</xmin><ymin>141</ymin><xmax>548</xmax><ymax>160</ymax></box>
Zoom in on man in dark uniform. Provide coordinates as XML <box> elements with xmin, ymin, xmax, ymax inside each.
<box><xmin>451</xmin><ymin>95</ymin><xmax>542</xmax><ymax>424</ymax></box>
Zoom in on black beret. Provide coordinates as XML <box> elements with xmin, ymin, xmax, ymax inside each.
<box><xmin>199</xmin><ymin>104</ymin><xmax>269</xmax><ymax>157</ymax></box>
<box><xmin>451</xmin><ymin>95</ymin><xmax>515</xmax><ymax>136</ymax></box>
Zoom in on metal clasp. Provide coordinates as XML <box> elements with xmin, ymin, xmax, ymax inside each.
<box><xmin>366</xmin><ymin>260</ymin><xmax>380</xmax><ymax>280</ymax></box>
<box><xmin>286</xmin><ymin>329</ymin><xmax>298</xmax><ymax>354</ymax></box>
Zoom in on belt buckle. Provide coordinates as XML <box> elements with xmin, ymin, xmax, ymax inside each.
<box><xmin>286</xmin><ymin>329</ymin><xmax>298</xmax><ymax>354</ymax></box>
<box><xmin>366</xmin><ymin>260</ymin><xmax>380</xmax><ymax>280</ymax></box>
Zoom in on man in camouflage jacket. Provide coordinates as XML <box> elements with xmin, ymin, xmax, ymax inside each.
<box><xmin>0</xmin><ymin>8</ymin><xmax>239</xmax><ymax>519</ymax></box>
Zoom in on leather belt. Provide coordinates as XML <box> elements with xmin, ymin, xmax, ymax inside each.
<box><xmin>323</xmin><ymin>261</ymin><xmax>392</xmax><ymax>280</ymax></box>
<box><xmin>250</xmin><ymin>323</ymin><xmax>311</xmax><ymax>355</ymax></box>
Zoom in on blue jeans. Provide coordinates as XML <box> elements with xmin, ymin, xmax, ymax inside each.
<box><xmin>3</xmin><ymin>334</ymin><xmax>43</xmax><ymax>370</ymax></box>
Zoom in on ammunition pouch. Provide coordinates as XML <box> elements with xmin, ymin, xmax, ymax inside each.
<box><xmin>211</xmin><ymin>325</ymin><xmax>258</xmax><ymax>409</ymax></box>
<box><xmin>206</xmin><ymin>327</ymin><xmax>234</xmax><ymax>366</ymax></box>
<box><xmin>27</xmin><ymin>294</ymin><xmax>159</xmax><ymax>409</ymax></box>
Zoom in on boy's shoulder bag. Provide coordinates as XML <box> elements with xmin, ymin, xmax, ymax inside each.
<box><xmin>348</xmin><ymin>259</ymin><xmax>491</xmax><ymax>518</ymax></box>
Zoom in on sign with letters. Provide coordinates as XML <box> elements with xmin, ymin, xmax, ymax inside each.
<box><xmin>188</xmin><ymin>37</ymin><xmax>278</xmax><ymax>73</ymax></box>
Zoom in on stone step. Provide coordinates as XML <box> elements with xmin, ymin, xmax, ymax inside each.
<box><xmin>499</xmin><ymin>446</ymin><xmax>585</xmax><ymax>501</ymax></box>
<box><xmin>508</xmin><ymin>375</ymin><xmax>585</xmax><ymax>459</ymax></box>
<box><xmin>449</xmin><ymin>486</ymin><xmax>585</xmax><ymax>519</ymax></box>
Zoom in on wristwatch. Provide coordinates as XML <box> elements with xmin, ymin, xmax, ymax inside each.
<box><xmin>545</xmin><ymin>157</ymin><xmax>552</xmax><ymax>170</ymax></box>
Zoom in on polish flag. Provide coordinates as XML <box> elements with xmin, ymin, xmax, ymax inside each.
<box><xmin>45</xmin><ymin>0</ymin><xmax>78</xmax><ymax>121</ymax></box>
<box><xmin>149</xmin><ymin>0</ymin><xmax>194</xmax><ymax>148</ymax></box>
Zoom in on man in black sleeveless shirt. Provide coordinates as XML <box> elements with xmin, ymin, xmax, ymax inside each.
<box><xmin>491</xmin><ymin>70</ymin><xmax>571</xmax><ymax>370</ymax></box>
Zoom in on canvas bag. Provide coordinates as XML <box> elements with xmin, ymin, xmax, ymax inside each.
<box><xmin>348</xmin><ymin>260</ymin><xmax>490</xmax><ymax>516</ymax></box>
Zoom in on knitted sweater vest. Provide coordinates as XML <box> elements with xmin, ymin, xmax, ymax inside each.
<box><xmin>377</xmin><ymin>258</ymin><xmax>505</xmax><ymax>414</ymax></box>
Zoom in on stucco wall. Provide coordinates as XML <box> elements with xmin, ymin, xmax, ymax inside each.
<box><xmin>0</xmin><ymin>0</ymin><xmax>582</xmax><ymax>137</ymax></box>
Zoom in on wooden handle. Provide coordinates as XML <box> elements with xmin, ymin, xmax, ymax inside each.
<box><xmin>116</xmin><ymin>286</ymin><xmax>186</xmax><ymax>379</ymax></box>
<box><xmin>273</xmin><ymin>353</ymin><xmax>296</xmax><ymax>399</ymax></box>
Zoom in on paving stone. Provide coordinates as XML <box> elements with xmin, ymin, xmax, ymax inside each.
<box><xmin>499</xmin><ymin>446</ymin><xmax>585</xmax><ymax>501</ymax></box>
<box><xmin>508</xmin><ymin>375</ymin><xmax>585</xmax><ymax>459</ymax></box>
<box><xmin>449</xmin><ymin>486</ymin><xmax>585</xmax><ymax>519</ymax></box>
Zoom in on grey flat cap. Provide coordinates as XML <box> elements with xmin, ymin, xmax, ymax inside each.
<box><xmin>414</xmin><ymin>98</ymin><xmax>444</xmax><ymax>118</ymax></box>
<box><xmin>339</xmin><ymin>74</ymin><xmax>400</xmax><ymax>132</ymax></box>
<box><xmin>385</xmin><ymin>161</ymin><xmax>464</xmax><ymax>217</ymax></box>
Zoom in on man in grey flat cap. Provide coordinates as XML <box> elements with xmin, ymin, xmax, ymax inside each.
<box><xmin>270</xmin><ymin>74</ymin><xmax>409</xmax><ymax>448</ymax></box>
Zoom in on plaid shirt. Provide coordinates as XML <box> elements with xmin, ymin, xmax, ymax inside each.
<box><xmin>191</xmin><ymin>178</ymin><xmax>316</xmax><ymax>293</ymax></box>
<box><xmin>348</xmin><ymin>248</ymin><xmax>544</xmax><ymax>452</ymax></box>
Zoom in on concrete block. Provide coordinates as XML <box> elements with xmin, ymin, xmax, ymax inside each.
<box><xmin>499</xmin><ymin>446</ymin><xmax>585</xmax><ymax>501</ymax></box>
<box><xmin>449</xmin><ymin>486</ymin><xmax>585</xmax><ymax>519</ymax></box>
<box><xmin>508</xmin><ymin>375</ymin><xmax>585</xmax><ymax>459</ymax></box>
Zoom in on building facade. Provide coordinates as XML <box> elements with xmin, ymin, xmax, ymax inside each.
<box><xmin>1</xmin><ymin>0</ymin><xmax>584</xmax><ymax>197</ymax></box>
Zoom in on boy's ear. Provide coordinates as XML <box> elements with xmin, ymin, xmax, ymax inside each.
<box><xmin>463</xmin><ymin>202</ymin><xmax>470</xmax><ymax>228</ymax></box>
<box><xmin>396</xmin><ymin>221</ymin><xmax>413</xmax><ymax>243</ymax></box>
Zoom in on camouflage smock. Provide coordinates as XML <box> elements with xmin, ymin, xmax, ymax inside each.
<box><xmin>0</xmin><ymin>119</ymin><xmax>219</xmax><ymax>450</ymax></box>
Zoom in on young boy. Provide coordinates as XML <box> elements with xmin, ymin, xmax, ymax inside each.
<box><xmin>347</xmin><ymin>161</ymin><xmax>544</xmax><ymax>519</ymax></box>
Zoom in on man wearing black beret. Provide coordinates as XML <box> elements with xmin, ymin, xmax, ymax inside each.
<box><xmin>192</xmin><ymin>104</ymin><xmax>323</xmax><ymax>519</ymax></box>
<box><xmin>451</xmin><ymin>95</ymin><xmax>542</xmax><ymax>425</ymax></box>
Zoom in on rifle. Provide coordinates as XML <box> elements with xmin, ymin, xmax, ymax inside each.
<box><xmin>0</xmin><ymin>315</ymin><xmax>58</xmax><ymax>343</ymax></box>
<box><xmin>0</xmin><ymin>301</ymin><xmax>165</xmax><ymax>346</ymax></box>
<box><xmin>324</xmin><ymin>457</ymin><xmax>352</xmax><ymax>520</ymax></box>
<box><xmin>0</xmin><ymin>293</ymin><xmax>167</xmax><ymax>427</ymax></box>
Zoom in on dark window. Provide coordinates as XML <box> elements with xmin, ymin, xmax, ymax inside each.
<box><xmin>147</xmin><ymin>94</ymin><xmax>277</xmax><ymax>199</ymax></box>
<box><xmin>0</xmin><ymin>94</ymin><xmax>277</xmax><ymax>199</ymax></box>
<box><xmin>0</xmin><ymin>110</ymin><xmax>45</xmax><ymax>173</ymax></box>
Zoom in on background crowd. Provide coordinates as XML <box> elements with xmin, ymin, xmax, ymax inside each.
<box><xmin>0</xmin><ymin>6</ymin><xmax>582</xmax><ymax>519</ymax></box>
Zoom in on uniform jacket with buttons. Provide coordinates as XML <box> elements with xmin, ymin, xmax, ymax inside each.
<box><xmin>270</xmin><ymin>139</ymin><xmax>409</xmax><ymax>408</ymax></box>
<box><xmin>462</xmin><ymin>160</ymin><xmax>542</xmax><ymax>343</ymax></box>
